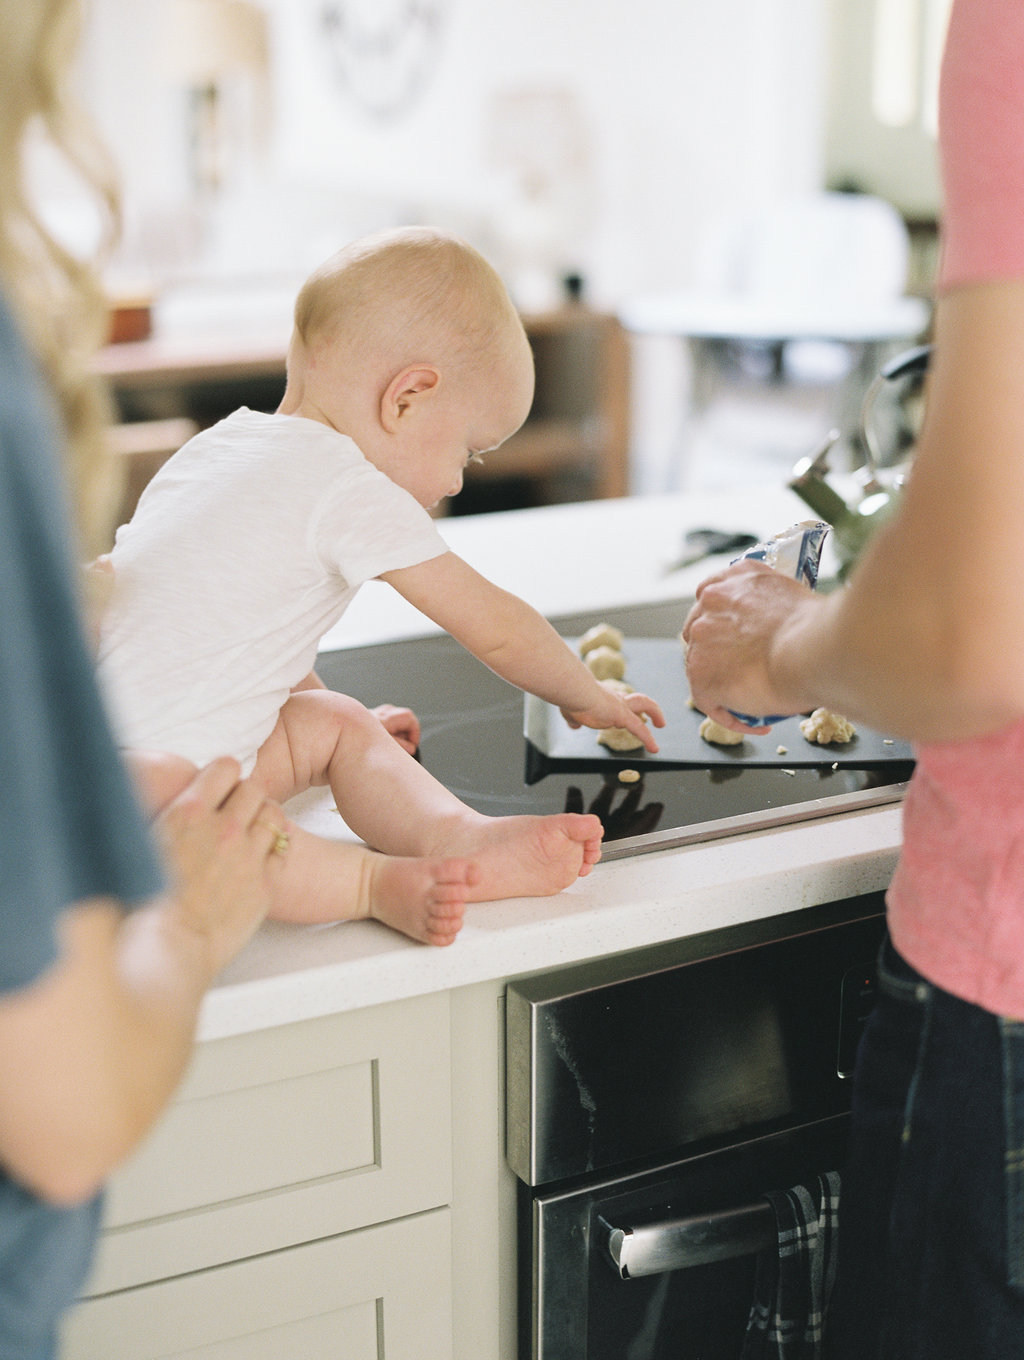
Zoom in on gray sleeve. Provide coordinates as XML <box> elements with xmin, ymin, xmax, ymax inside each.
<box><xmin>0</xmin><ymin>301</ymin><xmax>165</xmax><ymax>994</ymax></box>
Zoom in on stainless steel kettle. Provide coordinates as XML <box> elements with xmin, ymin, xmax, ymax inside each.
<box><xmin>788</xmin><ymin>344</ymin><xmax>931</xmax><ymax>576</ymax></box>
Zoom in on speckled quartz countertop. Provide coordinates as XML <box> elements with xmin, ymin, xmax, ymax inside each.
<box><xmin>199</xmin><ymin>487</ymin><xmax>904</xmax><ymax>1041</ymax></box>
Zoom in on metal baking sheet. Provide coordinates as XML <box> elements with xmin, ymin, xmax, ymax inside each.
<box><xmin>524</xmin><ymin>637</ymin><xmax>914</xmax><ymax>783</ymax></box>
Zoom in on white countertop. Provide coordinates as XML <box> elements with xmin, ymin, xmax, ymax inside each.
<box><xmin>200</xmin><ymin>487</ymin><xmax>904</xmax><ymax>1041</ymax></box>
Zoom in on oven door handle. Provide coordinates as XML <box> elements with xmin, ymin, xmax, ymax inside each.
<box><xmin>598</xmin><ymin>1200</ymin><xmax>776</xmax><ymax>1279</ymax></box>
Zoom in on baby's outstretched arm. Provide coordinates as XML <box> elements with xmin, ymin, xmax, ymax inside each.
<box><xmin>380</xmin><ymin>552</ymin><xmax>665</xmax><ymax>753</ymax></box>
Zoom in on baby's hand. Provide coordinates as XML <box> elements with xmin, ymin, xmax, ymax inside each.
<box><xmin>372</xmin><ymin>703</ymin><xmax>421</xmax><ymax>756</ymax></box>
<box><xmin>560</xmin><ymin>689</ymin><xmax>665</xmax><ymax>754</ymax></box>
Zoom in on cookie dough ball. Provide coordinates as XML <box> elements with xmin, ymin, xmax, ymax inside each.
<box><xmin>580</xmin><ymin>623</ymin><xmax>625</xmax><ymax>657</ymax></box>
<box><xmin>800</xmin><ymin>708</ymin><xmax>856</xmax><ymax>745</ymax></box>
<box><xmin>585</xmin><ymin>646</ymin><xmax>626</xmax><ymax>681</ymax></box>
<box><xmin>699</xmin><ymin>716</ymin><xmax>745</xmax><ymax>747</ymax></box>
<box><xmin>598</xmin><ymin>725</ymin><xmax>645</xmax><ymax>752</ymax></box>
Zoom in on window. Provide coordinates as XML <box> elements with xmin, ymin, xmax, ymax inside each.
<box><xmin>871</xmin><ymin>0</ymin><xmax>953</xmax><ymax>136</ymax></box>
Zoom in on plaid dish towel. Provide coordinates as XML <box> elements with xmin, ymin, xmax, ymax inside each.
<box><xmin>741</xmin><ymin>1171</ymin><xmax>840</xmax><ymax>1360</ymax></box>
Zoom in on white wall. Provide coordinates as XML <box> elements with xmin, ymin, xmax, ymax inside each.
<box><xmin>81</xmin><ymin>0</ymin><xmax>828</xmax><ymax>308</ymax></box>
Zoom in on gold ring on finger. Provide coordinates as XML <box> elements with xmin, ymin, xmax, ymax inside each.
<box><xmin>259</xmin><ymin>819</ymin><xmax>290</xmax><ymax>856</ymax></box>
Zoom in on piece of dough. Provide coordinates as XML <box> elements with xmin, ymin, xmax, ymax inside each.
<box><xmin>598</xmin><ymin>725</ymin><xmax>645</xmax><ymax>752</ymax></box>
<box><xmin>800</xmin><ymin>708</ymin><xmax>856</xmax><ymax>745</ymax></box>
<box><xmin>699</xmin><ymin>716</ymin><xmax>745</xmax><ymax>747</ymax></box>
<box><xmin>585</xmin><ymin>646</ymin><xmax>626</xmax><ymax>681</ymax></box>
<box><xmin>579</xmin><ymin>623</ymin><xmax>624</xmax><ymax>657</ymax></box>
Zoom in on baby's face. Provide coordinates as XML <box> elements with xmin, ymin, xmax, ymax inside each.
<box><xmin>395</xmin><ymin>343</ymin><xmax>534</xmax><ymax>509</ymax></box>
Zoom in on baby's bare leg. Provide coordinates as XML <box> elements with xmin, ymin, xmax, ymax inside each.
<box><xmin>123</xmin><ymin>747</ymin><xmax>469</xmax><ymax>944</ymax></box>
<box><xmin>253</xmin><ymin>701</ymin><xmax>475</xmax><ymax>943</ymax></box>
<box><xmin>263</xmin><ymin>822</ymin><xmax>473</xmax><ymax>945</ymax></box>
<box><xmin>258</xmin><ymin>690</ymin><xmax>604</xmax><ymax>904</ymax></box>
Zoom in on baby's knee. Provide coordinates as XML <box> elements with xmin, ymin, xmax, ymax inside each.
<box><xmin>283</xmin><ymin>689</ymin><xmax>385</xmax><ymax>774</ymax></box>
<box><xmin>316</xmin><ymin>689</ymin><xmax>381</xmax><ymax>735</ymax></box>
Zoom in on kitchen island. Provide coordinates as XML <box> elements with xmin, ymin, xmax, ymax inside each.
<box><xmin>202</xmin><ymin>484</ymin><xmax>902</xmax><ymax>1039</ymax></box>
<box><xmin>63</xmin><ymin>488</ymin><xmax>903</xmax><ymax>1360</ymax></box>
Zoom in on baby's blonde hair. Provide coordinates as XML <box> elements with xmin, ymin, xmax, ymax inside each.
<box><xmin>0</xmin><ymin>0</ymin><xmax>120</xmax><ymax>557</ymax></box>
<box><xmin>293</xmin><ymin>226</ymin><xmax>526</xmax><ymax>380</ymax></box>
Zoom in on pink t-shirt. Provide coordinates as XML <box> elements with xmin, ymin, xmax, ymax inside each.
<box><xmin>886</xmin><ymin>0</ymin><xmax>1024</xmax><ymax>1018</ymax></box>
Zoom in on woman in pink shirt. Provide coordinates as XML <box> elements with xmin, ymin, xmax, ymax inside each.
<box><xmin>683</xmin><ymin>1</ymin><xmax>1024</xmax><ymax>1355</ymax></box>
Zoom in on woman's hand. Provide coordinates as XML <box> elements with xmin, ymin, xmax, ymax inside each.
<box><xmin>682</xmin><ymin>560</ymin><xmax>818</xmax><ymax>733</ymax></box>
<box><xmin>152</xmin><ymin>757</ymin><xmax>283</xmax><ymax>976</ymax></box>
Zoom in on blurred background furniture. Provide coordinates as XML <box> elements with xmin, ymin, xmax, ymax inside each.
<box><xmin>107</xmin><ymin>417</ymin><xmax>200</xmax><ymax>527</ymax></box>
<box><xmin>447</xmin><ymin>308</ymin><xmax>630</xmax><ymax>513</ymax></box>
<box><xmin>96</xmin><ymin>304</ymin><xmax>630</xmax><ymax>530</ymax></box>
<box><xmin>619</xmin><ymin>191</ymin><xmax>931</xmax><ymax>489</ymax></box>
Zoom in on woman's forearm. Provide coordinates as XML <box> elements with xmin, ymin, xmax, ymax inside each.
<box><xmin>686</xmin><ymin>284</ymin><xmax>1024</xmax><ymax>746</ymax></box>
<box><xmin>773</xmin><ymin>506</ymin><xmax>1024</xmax><ymax>741</ymax></box>
<box><xmin>0</xmin><ymin>761</ymin><xmax>277</xmax><ymax>1205</ymax></box>
<box><xmin>0</xmin><ymin>897</ymin><xmax>216</xmax><ymax>1205</ymax></box>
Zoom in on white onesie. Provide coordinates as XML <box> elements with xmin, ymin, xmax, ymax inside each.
<box><xmin>98</xmin><ymin>408</ymin><xmax>447</xmax><ymax>770</ymax></box>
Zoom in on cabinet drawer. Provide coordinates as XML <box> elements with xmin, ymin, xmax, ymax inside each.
<box><xmin>63</xmin><ymin>1207</ymin><xmax>451</xmax><ymax>1360</ymax></box>
<box><xmin>85</xmin><ymin>991</ymin><xmax>451</xmax><ymax>1294</ymax></box>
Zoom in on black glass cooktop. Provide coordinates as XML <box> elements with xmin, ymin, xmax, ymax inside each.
<box><xmin>315</xmin><ymin>601</ymin><xmax>913</xmax><ymax>860</ymax></box>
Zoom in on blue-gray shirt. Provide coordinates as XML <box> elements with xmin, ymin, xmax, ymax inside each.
<box><xmin>0</xmin><ymin>293</ymin><xmax>164</xmax><ymax>1359</ymax></box>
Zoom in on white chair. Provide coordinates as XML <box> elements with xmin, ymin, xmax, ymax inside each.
<box><xmin>619</xmin><ymin>191</ymin><xmax>931</xmax><ymax>487</ymax></box>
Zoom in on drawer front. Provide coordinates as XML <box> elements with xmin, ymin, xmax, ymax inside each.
<box><xmin>63</xmin><ymin>1207</ymin><xmax>451</xmax><ymax>1360</ymax></box>
<box><xmin>107</xmin><ymin>1057</ymin><xmax>376</xmax><ymax>1223</ymax></box>
<box><xmin>86</xmin><ymin>991</ymin><xmax>451</xmax><ymax>1294</ymax></box>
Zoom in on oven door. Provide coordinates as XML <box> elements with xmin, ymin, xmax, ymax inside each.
<box><xmin>525</xmin><ymin>1115</ymin><xmax>849</xmax><ymax>1360</ymax></box>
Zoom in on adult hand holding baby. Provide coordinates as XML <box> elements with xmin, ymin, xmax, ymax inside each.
<box><xmin>151</xmin><ymin>757</ymin><xmax>283</xmax><ymax>977</ymax></box>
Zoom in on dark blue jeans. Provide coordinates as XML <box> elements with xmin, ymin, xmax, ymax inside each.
<box><xmin>826</xmin><ymin>936</ymin><xmax>1024</xmax><ymax>1360</ymax></box>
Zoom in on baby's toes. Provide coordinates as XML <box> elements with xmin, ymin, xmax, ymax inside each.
<box><xmin>437</xmin><ymin>858</ymin><xmax>476</xmax><ymax>889</ymax></box>
<box><xmin>431</xmin><ymin>883</ymin><xmax>471</xmax><ymax>911</ymax></box>
<box><xmin>424</xmin><ymin>913</ymin><xmax>463</xmax><ymax>947</ymax></box>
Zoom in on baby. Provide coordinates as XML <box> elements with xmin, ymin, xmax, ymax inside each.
<box><xmin>98</xmin><ymin>226</ymin><xmax>664</xmax><ymax>946</ymax></box>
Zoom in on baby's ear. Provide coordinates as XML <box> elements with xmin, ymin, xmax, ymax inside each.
<box><xmin>381</xmin><ymin>365</ymin><xmax>441</xmax><ymax>430</ymax></box>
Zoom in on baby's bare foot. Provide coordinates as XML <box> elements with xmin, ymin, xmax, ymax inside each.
<box><xmin>365</xmin><ymin>856</ymin><xmax>477</xmax><ymax>947</ymax></box>
<box><xmin>451</xmin><ymin>813</ymin><xmax>603</xmax><ymax>902</ymax></box>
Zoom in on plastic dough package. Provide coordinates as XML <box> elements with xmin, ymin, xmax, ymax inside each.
<box><xmin>727</xmin><ymin>519</ymin><xmax>831</xmax><ymax>728</ymax></box>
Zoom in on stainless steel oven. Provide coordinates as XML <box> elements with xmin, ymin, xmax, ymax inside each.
<box><xmin>505</xmin><ymin>893</ymin><xmax>885</xmax><ymax>1360</ymax></box>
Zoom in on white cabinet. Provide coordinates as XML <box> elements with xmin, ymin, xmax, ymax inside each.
<box><xmin>62</xmin><ymin>1211</ymin><xmax>450</xmax><ymax>1360</ymax></box>
<box><xmin>61</xmin><ymin>991</ymin><xmax>456</xmax><ymax>1359</ymax></box>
